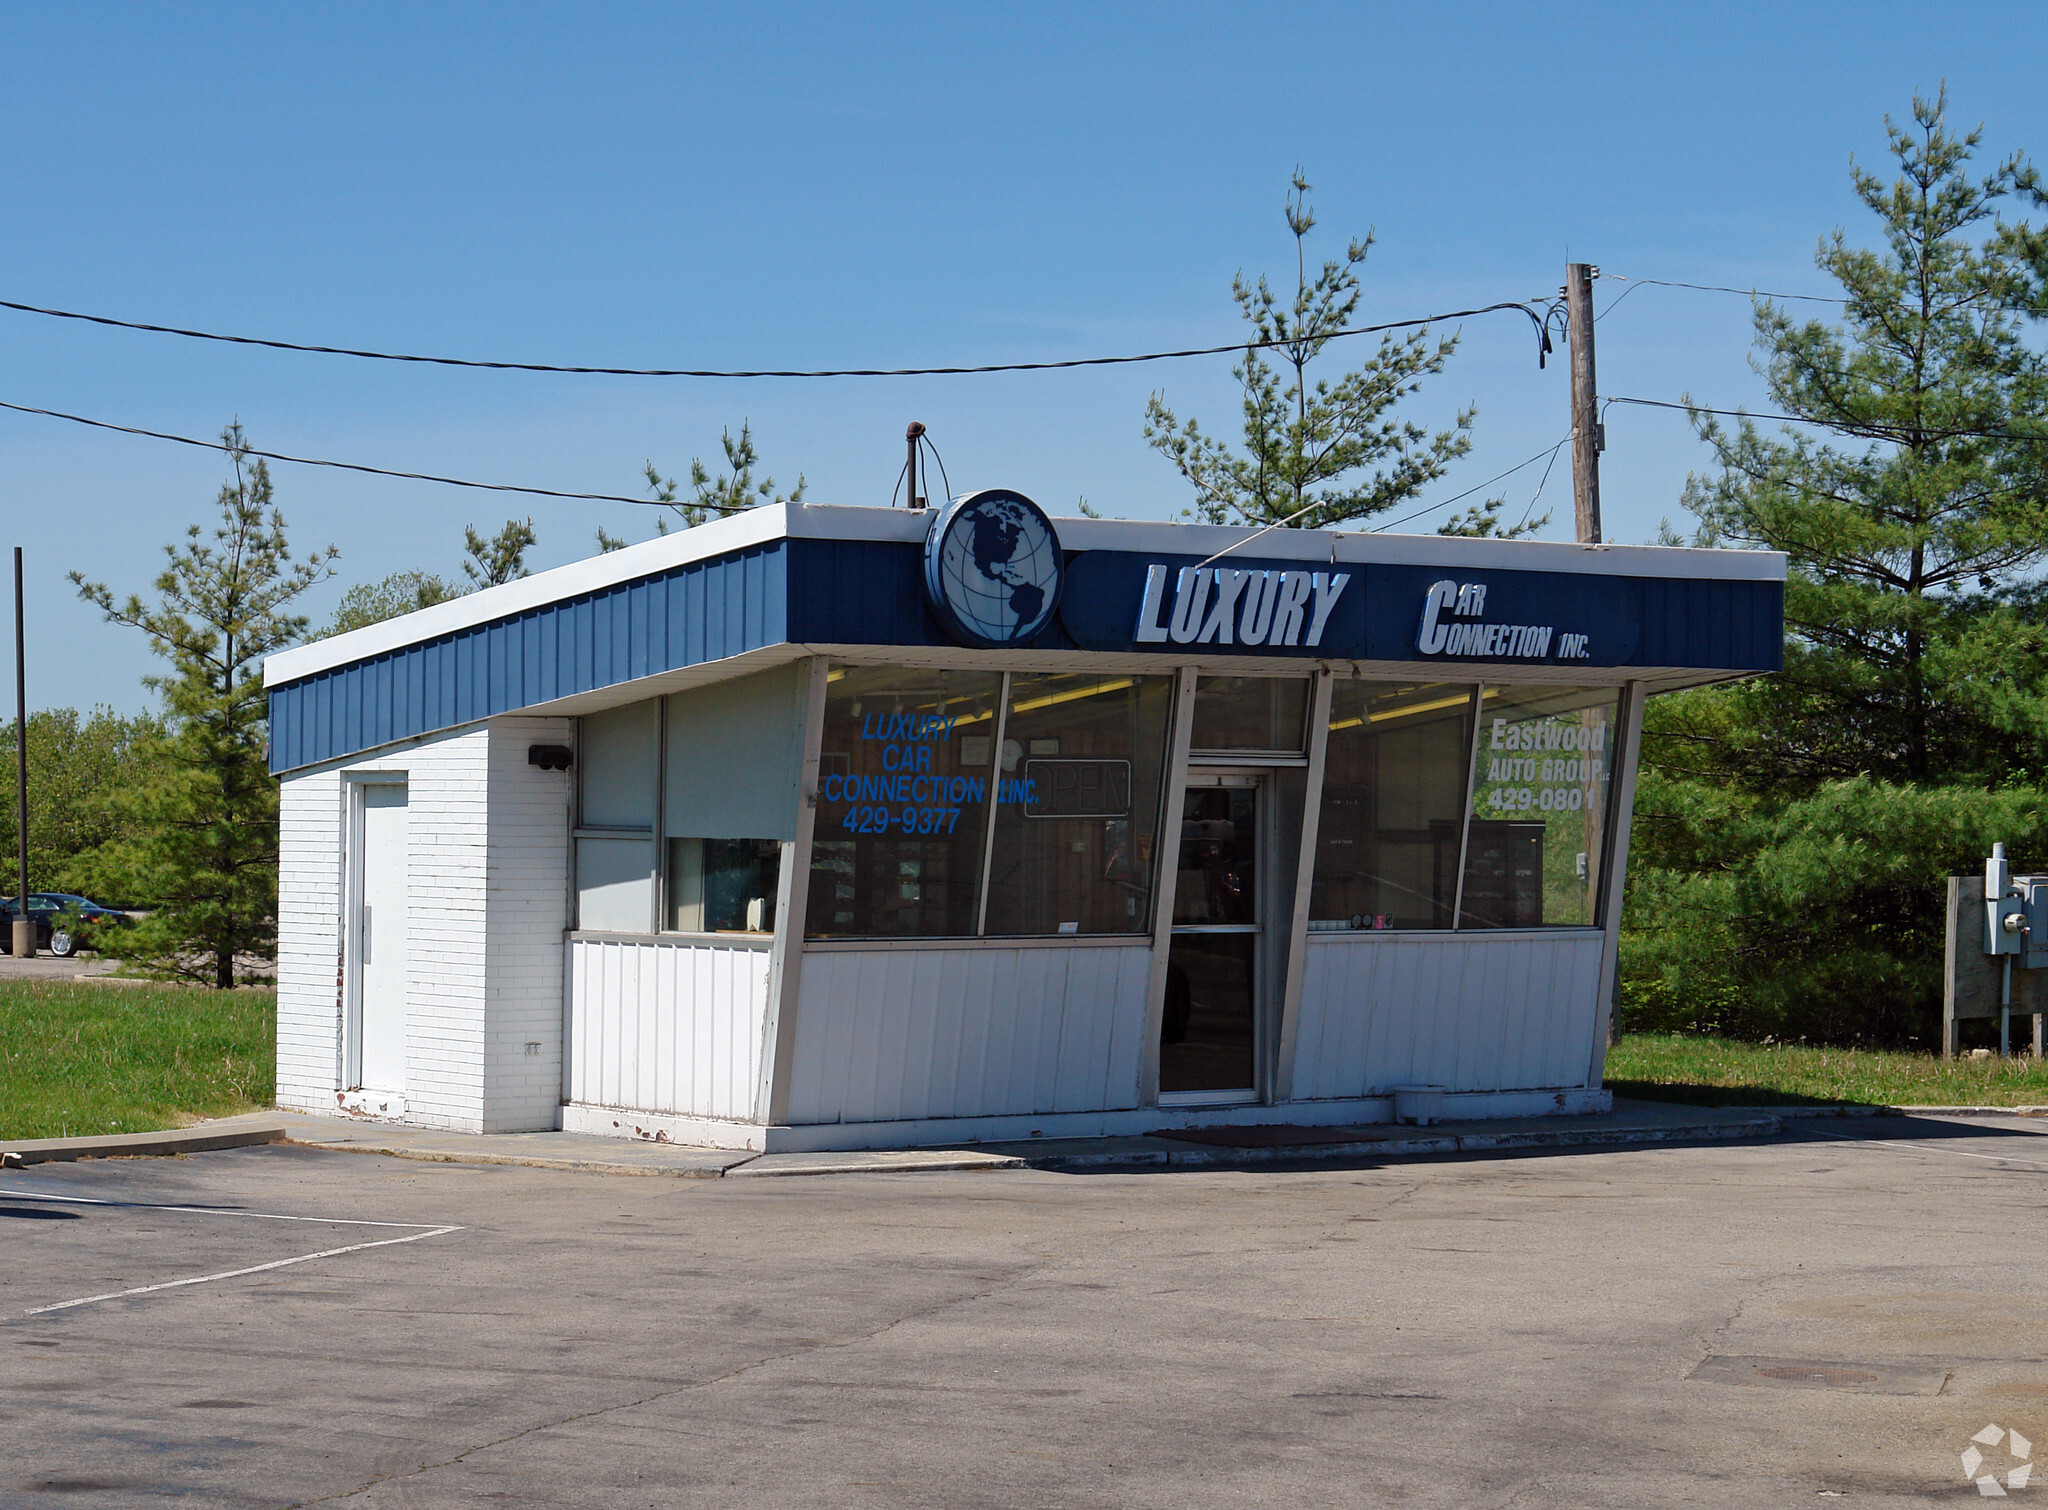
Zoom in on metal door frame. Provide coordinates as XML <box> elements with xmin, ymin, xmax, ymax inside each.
<box><xmin>1160</xmin><ymin>767</ymin><xmax>1275</xmax><ymax>1107</ymax></box>
<box><xmin>342</xmin><ymin>771</ymin><xmax>407</xmax><ymax>1092</ymax></box>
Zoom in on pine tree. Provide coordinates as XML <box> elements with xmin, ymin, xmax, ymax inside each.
<box><xmin>1144</xmin><ymin>171</ymin><xmax>1538</xmax><ymax>535</ymax></box>
<box><xmin>1677</xmin><ymin>91</ymin><xmax>2048</xmax><ymax>788</ymax></box>
<box><xmin>71</xmin><ymin>424</ymin><xmax>335</xmax><ymax>986</ymax></box>
<box><xmin>461</xmin><ymin>518</ymin><xmax>537</xmax><ymax>587</ymax></box>
<box><xmin>644</xmin><ymin>422</ymin><xmax>805</xmax><ymax>532</ymax></box>
<box><xmin>1623</xmin><ymin>95</ymin><xmax>2048</xmax><ymax>1044</ymax></box>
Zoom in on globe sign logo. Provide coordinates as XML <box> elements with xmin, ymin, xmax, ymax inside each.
<box><xmin>922</xmin><ymin>488</ymin><xmax>1064</xmax><ymax>649</ymax></box>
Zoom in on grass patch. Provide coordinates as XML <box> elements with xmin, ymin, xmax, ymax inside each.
<box><xmin>1607</xmin><ymin>1032</ymin><xmax>2048</xmax><ymax>1108</ymax></box>
<box><xmin>0</xmin><ymin>980</ymin><xmax>274</xmax><ymax>1139</ymax></box>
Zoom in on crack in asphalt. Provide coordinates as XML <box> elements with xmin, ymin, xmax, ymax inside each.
<box><xmin>276</xmin><ymin>1260</ymin><xmax>1048</xmax><ymax>1507</ymax></box>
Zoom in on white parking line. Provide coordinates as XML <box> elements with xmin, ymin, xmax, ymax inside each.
<box><xmin>2</xmin><ymin>1189</ymin><xmax>463</xmax><ymax>1315</ymax></box>
<box><xmin>1805</xmin><ymin>1124</ymin><xmax>2048</xmax><ymax>1173</ymax></box>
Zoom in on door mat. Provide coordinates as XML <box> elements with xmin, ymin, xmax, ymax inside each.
<box><xmin>1154</xmin><ymin>1124</ymin><xmax>1388</xmax><ymax>1149</ymax></box>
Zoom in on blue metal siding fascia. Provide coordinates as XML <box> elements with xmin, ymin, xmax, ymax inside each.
<box><xmin>269</xmin><ymin>541</ymin><xmax>790</xmax><ymax>773</ymax></box>
<box><xmin>1633</xmin><ymin>576</ymin><xmax>1782</xmax><ymax>673</ymax></box>
<box><xmin>784</xmin><ymin>537</ymin><xmax>1080</xmax><ymax>651</ymax></box>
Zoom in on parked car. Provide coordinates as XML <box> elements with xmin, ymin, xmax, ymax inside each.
<box><xmin>0</xmin><ymin>893</ymin><xmax>134</xmax><ymax>957</ymax></box>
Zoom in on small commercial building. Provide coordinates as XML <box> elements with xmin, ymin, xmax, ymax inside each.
<box><xmin>267</xmin><ymin>493</ymin><xmax>1782</xmax><ymax>1150</ymax></box>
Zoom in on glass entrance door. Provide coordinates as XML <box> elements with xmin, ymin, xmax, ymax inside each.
<box><xmin>1161</xmin><ymin>775</ymin><xmax>1262</xmax><ymax>1098</ymax></box>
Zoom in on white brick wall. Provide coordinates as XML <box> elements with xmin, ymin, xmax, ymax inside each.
<box><xmin>274</xmin><ymin>716</ymin><xmax>574</xmax><ymax>1133</ymax></box>
<box><xmin>277</xmin><ymin>769</ymin><xmax>344</xmax><ymax>1112</ymax></box>
<box><xmin>483</xmin><ymin>716</ymin><xmax>573</xmax><ymax>1130</ymax></box>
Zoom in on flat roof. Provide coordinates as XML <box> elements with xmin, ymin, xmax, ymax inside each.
<box><xmin>266</xmin><ymin>502</ymin><xmax>1786</xmax><ymax>688</ymax></box>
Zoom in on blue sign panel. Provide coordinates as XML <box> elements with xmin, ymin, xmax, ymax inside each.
<box><xmin>1362</xmin><ymin>564</ymin><xmax>1642</xmax><ymax>667</ymax></box>
<box><xmin>922</xmin><ymin>489</ymin><xmax>1065</xmax><ymax>649</ymax></box>
<box><xmin>1061</xmin><ymin>552</ymin><xmax>1779</xmax><ymax>672</ymax></box>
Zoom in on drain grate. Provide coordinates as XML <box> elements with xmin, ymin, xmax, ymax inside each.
<box><xmin>1754</xmin><ymin>1365</ymin><xmax>1879</xmax><ymax>1385</ymax></box>
<box><xmin>1690</xmin><ymin>1355</ymin><xmax>1949</xmax><ymax>1396</ymax></box>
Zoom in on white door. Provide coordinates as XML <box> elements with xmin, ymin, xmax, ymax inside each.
<box><xmin>356</xmin><ymin>783</ymin><xmax>410</xmax><ymax>1092</ymax></box>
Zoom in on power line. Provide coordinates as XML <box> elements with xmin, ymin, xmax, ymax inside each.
<box><xmin>0</xmin><ymin>398</ymin><xmax>733</xmax><ymax>511</ymax></box>
<box><xmin>1601</xmin><ymin>394</ymin><xmax>2048</xmax><ymax>445</ymax></box>
<box><xmin>1603</xmin><ymin>276</ymin><xmax>1849</xmax><ymax>306</ymax></box>
<box><xmin>0</xmin><ymin>295</ymin><xmax>1555</xmax><ymax>378</ymax></box>
<box><xmin>1369</xmin><ymin>435</ymin><xmax>1573</xmax><ymax>534</ymax></box>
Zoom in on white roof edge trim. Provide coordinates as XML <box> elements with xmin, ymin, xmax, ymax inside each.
<box><xmin>266</xmin><ymin>500</ymin><xmax>1787</xmax><ymax>686</ymax></box>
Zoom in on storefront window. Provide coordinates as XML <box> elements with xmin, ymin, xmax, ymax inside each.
<box><xmin>806</xmin><ymin>667</ymin><xmax>1003</xmax><ymax>938</ymax></box>
<box><xmin>983</xmin><ymin>674</ymin><xmax>1174</xmax><ymax>936</ymax></box>
<box><xmin>1190</xmin><ymin>675</ymin><xmax>1308</xmax><ymax>754</ymax></box>
<box><xmin>668</xmin><ymin>838</ymin><xmax>781</xmax><ymax>933</ymax></box>
<box><xmin>1458</xmin><ymin>686</ymin><xmax>1618</xmax><ymax>929</ymax></box>
<box><xmin>576</xmin><ymin>700</ymin><xmax>658</xmax><ymax>932</ymax></box>
<box><xmin>1310</xmin><ymin>682</ymin><xmax>1475</xmax><ymax>930</ymax></box>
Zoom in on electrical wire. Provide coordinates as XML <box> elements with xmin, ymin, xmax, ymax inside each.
<box><xmin>919</xmin><ymin>432</ymin><xmax>952</xmax><ymax>505</ymax></box>
<box><xmin>1513</xmin><ymin>437</ymin><xmax>1568</xmax><ymax>532</ymax></box>
<box><xmin>1602</xmin><ymin>276</ymin><xmax>1848</xmax><ymax>305</ymax></box>
<box><xmin>0</xmin><ymin>295</ymin><xmax>1557</xmax><ymax>378</ymax></box>
<box><xmin>1601</xmin><ymin>394</ymin><xmax>2048</xmax><ymax>445</ymax></box>
<box><xmin>0</xmin><ymin>398</ymin><xmax>744</xmax><ymax>511</ymax></box>
<box><xmin>1367</xmin><ymin>435</ymin><xmax>1574</xmax><ymax>534</ymax></box>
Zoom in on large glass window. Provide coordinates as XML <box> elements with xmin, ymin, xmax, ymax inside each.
<box><xmin>806</xmin><ymin>667</ymin><xmax>1003</xmax><ymax>938</ymax></box>
<box><xmin>1310</xmin><ymin>682</ymin><xmax>1475</xmax><ymax>930</ymax></box>
<box><xmin>1190</xmin><ymin>676</ymin><xmax>1308</xmax><ymax>754</ymax></box>
<box><xmin>983</xmin><ymin>674</ymin><xmax>1173</xmax><ymax>936</ymax></box>
<box><xmin>1459</xmin><ymin>686</ymin><xmax>1618</xmax><ymax>929</ymax></box>
<box><xmin>1310</xmin><ymin>681</ymin><xmax>1622</xmax><ymax>931</ymax></box>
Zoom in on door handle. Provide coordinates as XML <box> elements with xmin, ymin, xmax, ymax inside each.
<box><xmin>361</xmin><ymin>904</ymin><xmax>372</xmax><ymax>965</ymax></box>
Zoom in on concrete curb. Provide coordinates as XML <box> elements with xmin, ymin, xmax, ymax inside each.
<box><xmin>281</xmin><ymin>1140</ymin><xmax>743</xmax><ymax>1178</ymax></box>
<box><xmin>1019</xmin><ymin>1112</ymin><xmax>1785</xmax><ymax>1169</ymax></box>
<box><xmin>729</xmin><ymin>1150</ymin><xmax>1027</xmax><ymax>1177</ymax></box>
<box><xmin>0</xmin><ymin>1118</ymin><xmax>288</xmax><ymax>1168</ymax></box>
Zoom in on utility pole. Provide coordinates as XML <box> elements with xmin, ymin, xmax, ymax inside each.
<box><xmin>906</xmin><ymin>421</ymin><xmax>927</xmax><ymax>510</ymax></box>
<box><xmin>12</xmin><ymin>547</ymin><xmax>30</xmax><ymax>959</ymax></box>
<box><xmin>1565</xmin><ymin>263</ymin><xmax>1603</xmax><ymax>544</ymax></box>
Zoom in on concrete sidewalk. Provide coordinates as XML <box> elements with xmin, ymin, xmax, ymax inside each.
<box><xmin>261</xmin><ymin>1099</ymin><xmax>1786</xmax><ymax>1177</ymax></box>
<box><xmin>1</xmin><ymin>1112</ymin><xmax>287</xmax><ymax>1167</ymax></box>
<box><xmin>5</xmin><ymin>1098</ymin><xmax>1925</xmax><ymax>1177</ymax></box>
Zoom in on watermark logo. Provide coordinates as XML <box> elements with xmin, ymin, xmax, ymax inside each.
<box><xmin>1963</xmin><ymin>1424</ymin><xmax>2033</xmax><ymax>1496</ymax></box>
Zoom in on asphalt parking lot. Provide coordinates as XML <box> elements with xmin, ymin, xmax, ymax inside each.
<box><xmin>4</xmin><ymin>1117</ymin><xmax>2046</xmax><ymax>1508</ymax></box>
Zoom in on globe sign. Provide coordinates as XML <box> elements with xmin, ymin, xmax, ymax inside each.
<box><xmin>922</xmin><ymin>489</ymin><xmax>1064</xmax><ymax>648</ymax></box>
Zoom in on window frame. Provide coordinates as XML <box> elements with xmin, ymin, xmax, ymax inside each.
<box><xmin>1307</xmin><ymin>676</ymin><xmax>1631</xmax><ymax>936</ymax></box>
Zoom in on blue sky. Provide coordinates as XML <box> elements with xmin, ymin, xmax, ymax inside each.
<box><xmin>3</xmin><ymin>2</ymin><xmax>2044</xmax><ymax>713</ymax></box>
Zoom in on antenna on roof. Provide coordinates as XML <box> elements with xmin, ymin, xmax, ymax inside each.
<box><xmin>906</xmin><ymin>421</ymin><xmax>927</xmax><ymax>510</ymax></box>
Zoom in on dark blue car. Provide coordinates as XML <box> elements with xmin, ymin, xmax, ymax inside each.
<box><xmin>0</xmin><ymin>893</ymin><xmax>133</xmax><ymax>957</ymax></box>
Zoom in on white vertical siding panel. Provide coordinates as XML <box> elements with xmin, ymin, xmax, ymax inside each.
<box><xmin>787</xmin><ymin>954</ymin><xmax>831</xmax><ymax>1123</ymax></box>
<box><xmin>1001</xmin><ymin>950</ymin><xmax>1041</xmax><ymax>1112</ymax></box>
<box><xmin>925</xmin><ymin>950</ymin><xmax>970</xmax><ymax>1118</ymax></box>
<box><xmin>955</xmin><ymin>948</ymin><xmax>999</xmax><ymax>1120</ymax></box>
<box><xmin>897</xmin><ymin>951</ymin><xmax>945</xmax><ymax>1123</ymax></box>
<box><xmin>786</xmin><ymin>944</ymin><xmax>1152</xmax><ymax>1125</ymax></box>
<box><xmin>1292</xmin><ymin>932</ymin><xmax>1606</xmax><ymax>1099</ymax></box>
<box><xmin>1103</xmin><ymin>947</ymin><xmax>1149</xmax><ymax>1108</ymax></box>
<box><xmin>1054</xmin><ymin>949</ymin><xmax>1111</xmax><ymax>1113</ymax></box>
<box><xmin>976</xmin><ymin>951</ymin><xmax>1020</xmax><ymax>1118</ymax></box>
<box><xmin>562</xmin><ymin>936</ymin><xmax>767</xmax><ymax>1121</ymax></box>
<box><xmin>816</xmin><ymin>952</ymin><xmax>863</xmax><ymax>1123</ymax></box>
